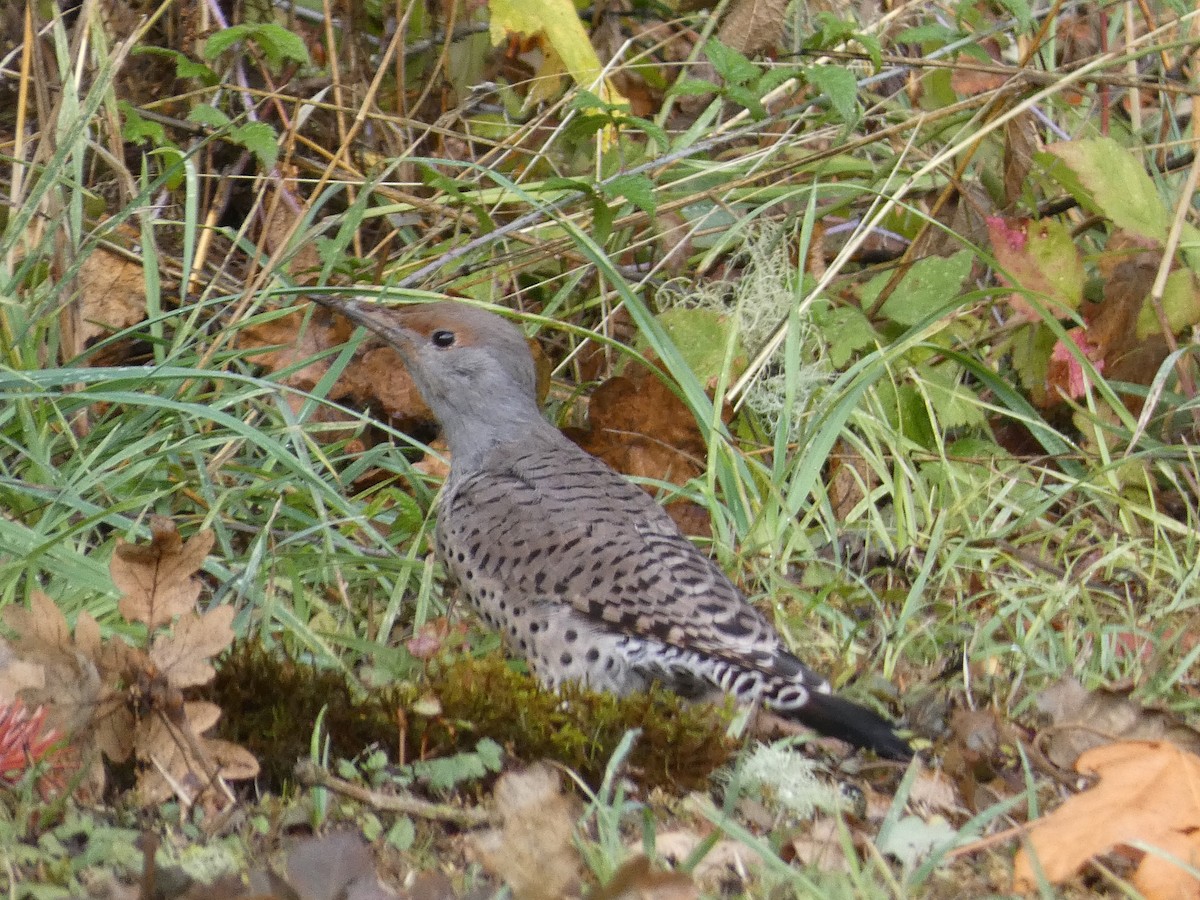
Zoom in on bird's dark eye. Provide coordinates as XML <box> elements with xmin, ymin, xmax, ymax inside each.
<box><xmin>431</xmin><ymin>329</ymin><xmax>456</xmax><ymax>348</ymax></box>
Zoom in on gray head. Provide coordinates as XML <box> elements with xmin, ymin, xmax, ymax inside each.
<box><xmin>333</xmin><ymin>300</ymin><xmax>547</xmax><ymax>469</ymax></box>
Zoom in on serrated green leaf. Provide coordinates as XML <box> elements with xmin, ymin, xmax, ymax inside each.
<box><xmin>1044</xmin><ymin>139</ymin><xmax>1170</xmax><ymax>241</ymax></box>
<box><xmin>250</xmin><ymin>23</ymin><xmax>310</xmax><ymax>70</ymax></box>
<box><xmin>231</xmin><ymin>121</ymin><xmax>279</xmax><ymax>169</ymax></box>
<box><xmin>669</xmin><ymin>77</ymin><xmax>720</xmax><ymax>97</ymax></box>
<box><xmin>119</xmin><ymin>102</ymin><xmax>166</xmax><ymax>147</ymax></box>
<box><xmin>806</xmin><ymin>64</ymin><xmax>859</xmax><ymax>124</ymax></box>
<box><xmin>724</xmin><ymin>86</ymin><xmax>766</xmax><ymax>119</ymax></box>
<box><xmin>187</xmin><ymin>104</ymin><xmax>231</xmax><ymax>129</ymax></box>
<box><xmin>819</xmin><ymin>305</ymin><xmax>877</xmax><ymax>368</ymax></box>
<box><xmin>705</xmin><ymin>39</ymin><xmax>760</xmax><ymax>87</ymax></box>
<box><xmin>204</xmin><ymin>23</ymin><xmax>310</xmax><ymax>72</ymax></box>
<box><xmin>604</xmin><ymin>173</ymin><xmax>656</xmax><ymax>218</ymax></box>
<box><xmin>646</xmin><ymin>307</ymin><xmax>746</xmax><ymax>385</ymax></box>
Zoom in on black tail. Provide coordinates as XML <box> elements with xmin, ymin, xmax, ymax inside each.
<box><xmin>791</xmin><ymin>692</ymin><xmax>913</xmax><ymax>760</ymax></box>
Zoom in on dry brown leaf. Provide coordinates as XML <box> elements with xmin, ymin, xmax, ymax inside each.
<box><xmin>149</xmin><ymin>607</ymin><xmax>236</xmax><ymax>688</ymax></box>
<box><xmin>75</xmin><ymin>244</ymin><xmax>148</xmax><ymax>359</ymax></box>
<box><xmin>1002</xmin><ymin>113</ymin><xmax>1039</xmax><ymax>210</ymax></box>
<box><xmin>653</xmin><ymin>831</ymin><xmax>765</xmax><ymax>893</ymax></box>
<box><xmin>113</xmin><ymin>517</ymin><xmax>215</xmax><ymax>629</ymax></box>
<box><xmin>1</xmin><ymin>592</ymin><xmax>130</xmax><ymax>751</ymax></box>
<box><xmin>1035</xmin><ymin>677</ymin><xmax>1200</xmax><ymax>769</ymax></box>
<box><xmin>246</xmin><ymin>831</ymin><xmax>396</xmax><ymax>900</ymax></box>
<box><xmin>2</xmin><ymin>590</ymin><xmax>73</xmax><ymax>657</ymax></box>
<box><xmin>566</xmin><ymin>364</ymin><xmax>723</xmax><ymax>536</ymax></box>
<box><xmin>134</xmin><ymin>699</ymin><xmax>259</xmax><ymax>805</ymax></box>
<box><xmin>260</xmin><ymin>165</ymin><xmax>321</xmax><ymax>281</ymax></box>
<box><xmin>790</xmin><ymin>816</ymin><xmax>850</xmax><ymax>871</ymax></box>
<box><xmin>1013</xmin><ymin>741</ymin><xmax>1200</xmax><ymax>897</ymax></box>
<box><xmin>593</xmin><ymin>855</ymin><xmax>697</xmax><ymax>900</ymax></box>
<box><xmin>470</xmin><ymin>763</ymin><xmax>582</xmax><ymax>900</ymax></box>
<box><xmin>716</xmin><ymin>0</ymin><xmax>787</xmax><ymax>57</ymax></box>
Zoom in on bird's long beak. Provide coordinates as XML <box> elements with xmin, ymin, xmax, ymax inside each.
<box><xmin>309</xmin><ymin>295</ymin><xmax>416</xmax><ymax>354</ymax></box>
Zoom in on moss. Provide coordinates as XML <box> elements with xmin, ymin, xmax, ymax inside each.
<box><xmin>207</xmin><ymin>642</ymin><xmax>734</xmax><ymax>794</ymax></box>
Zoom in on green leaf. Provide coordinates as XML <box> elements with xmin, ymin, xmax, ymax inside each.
<box><xmin>895</xmin><ymin>24</ymin><xmax>959</xmax><ymax>43</ymax></box>
<box><xmin>646</xmin><ymin>308</ymin><xmax>746</xmax><ymax>385</ymax></box>
<box><xmin>622</xmin><ymin>115</ymin><xmax>669</xmax><ymax>152</ymax></box>
<box><xmin>187</xmin><ymin>104</ymin><xmax>231</xmax><ymax>129</ymax></box>
<box><xmin>133</xmin><ymin>46</ymin><xmax>218</xmax><ymax>84</ymax></box>
<box><xmin>604</xmin><ymin>173</ymin><xmax>656</xmax><ymax>218</ymax></box>
<box><xmin>869</xmin><ymin>249</ymin><xmax>973</xmax><ymax>326</ymax></box>
<box><xmin>922</xmin><ymin>364</ymin><xmax>986</xmax><ymax>429</ymax></box>
<box><xmin>987</xmin><ymin>216</ymin><xmax>1083</xmax><ymax>314</ymax></box>
<box><xmin>1136</xmin><ymin>269</ymin><xmax>1200</xmax><ymax>338</ymax></box>
<box><xmin>806</xmin><ymin>64</ymin><xmax>859</xmax><ymax>125</ymax></box>
<box><xmin>704</xmin><ymin>39</ymin><xmax>761</xmax><ymax>87</ymax></box>
<box><xmin>669</xmin><ymin>77</ymin><xmax>720</xmax><ymax>97</ymax></box>
<box><xmin>1043</xmin><ymin>139</ymin><xmax>1170</xmax><ymax>242</ymax></box>
<box><xmin>475</xmin><ymin>737</ymin><xmax>504</xmax><ymax>772</ymax></box>
<box><xmin>119</xmin><ymin>102</ymin><xmax>165</xmax><ymax>147</ymax></box>
<box><xmin>818</xmin><ymin>305</ymin><xmax>878</xmax><ymax>368</ymax></box>
<box><xmin>231</xmin><ymin>121</ymin><xmax>279</xmax><ymax>169</ymax></box>
<box><xmin>723</xmin><ymin>86</ymin><xmax>766</xmax><ymax>119</ymax></box>
<box><xmin>204</xmin><ymin>23</ymin><xmax>310</xmax><ymax>73</ymax></box>
<box><xmin>386</xmin><ymin>817</ymin><xmax>416</xmax><ymax>852</ymax></box>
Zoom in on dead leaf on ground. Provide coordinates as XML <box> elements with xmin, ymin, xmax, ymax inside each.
<box><xmin>716</xmin><ymin>0</ymin><xmax>788</xmax><ymax>57</ymax></box>
<box><xmin>470</xmin><ymin>763</ymin><xmax>582</xmax><ymax>900</ymax></box>
<box><xmin>1035</xmin><ymin>676</ymin><xmax>1200</xmax><ymax>769</ymax></box>
<box><xmin>1013</xmin><ymin>740</ymin><xmax>1200</xmax><ymax>898</ymax></box>
<box><xmin>112</xmin><ymin>516</ymin><xmax>215</xmax><ymax>630</ymax></box>
<box><xmin>71</xmin><ymin>241</ymin><xmax>148</xmax><ymax>364</ymax></box>
<box><xmin>942</xmin><ymin>706</ymin><xmax>1025</xmax><ymax>813</ymax></box>
<box><xmin>565</xmin><ymin>365</ymin><xmax>722</xmax><ymax>537</ymax></box>
<box><xmin>652</xmin><ymin>830</ymin><xmax>764</xmax><ymax>894</ymax></box>
<box><xmin>592</xmin><ymin>854</ymin><xmax>696</xmax><ymax>900</ymax></box>
<box><xmin>0</xmin><ymin>518</ymin><xmax>257</xmax><ymax>809</ymax></box>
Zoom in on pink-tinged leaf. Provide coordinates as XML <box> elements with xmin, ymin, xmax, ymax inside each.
<box><xmin>1047</xmin><ymin>327</ymin><xmax>1104</xmax><ymax>399</ymax></box>
<box><xmin>988</xmin><ymin>216</ymin><xmax>1084</xmax><ymax>322</ymax></box>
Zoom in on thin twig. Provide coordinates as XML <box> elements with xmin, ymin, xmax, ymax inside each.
<box><xmin>293</xmin><ymin>759</ymin><xmax>493</xmax><ymax>828</ymax></box>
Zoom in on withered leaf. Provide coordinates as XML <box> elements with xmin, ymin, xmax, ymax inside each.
<box><xmin>113</xmin><ymin>518</ymin><xmax>215</xmax><ymax>629</ymax></box>
<box><xmin>149</xmin><ymin>606</ymin><xmax>236</xmax><ymax>689</ymax></box>
<box><xmin>1036</xmin><ymin>676</ymin><xmax>1200</xmax><ymax>769</ymax></box>
<box><xmin>471</xmin><ymin>763</ymin><xmax>582</xmax><ymax>900</ymax></box>
<box><xmin>2</xmin><ymin>591</ymin><xmax>72</xmax><ymax>658</ymax></box>
<box><xmin>1014</xmin><ymin>741</ymin><xmax>1200</xmax><ymax>898</ymax></box>
<box><xmin>134</xmin><ymin>699</ymin><xmax>259</xmax><ymax>806</ymax></box>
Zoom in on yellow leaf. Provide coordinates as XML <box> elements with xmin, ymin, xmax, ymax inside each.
<box><xmin>488</xmin><ymin>0</ymin><xmax>627</xmax><ymax>107</ymax></box>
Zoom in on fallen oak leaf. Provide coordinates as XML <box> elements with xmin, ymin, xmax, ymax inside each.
<box><xmin>149</xmin><ymin>607</ymin><xmax>236</xmax><ymax>688</ymax></box>
<box><xmin>1035</xmin><ymin>676</ymin><xmax>1200</xmax><ymax>769</ymax></box>
<box><xmin>113</xmin><ymin>517</ymin><xmax>215</xmax><ymax>629</ymax></box>
<box><xmin>1</xmin><ymin>594</ymin><xmax>134</xmax><ymax>758</ymax></box>
<box><xmin>134</xmin><ymin>698</ymin><xmax>259</xmax><ymax>806</ymax></box>
<box><xmin>1013</xmin><ymin>740</ymin><xmax>1200</xmax><ymax>897</ymax></box>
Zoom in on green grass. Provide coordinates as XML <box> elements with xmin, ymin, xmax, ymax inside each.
<box><xmin>2</xmin><ymin>0</ymin><xmax>1199</xmax><ymax>896</ymax></box>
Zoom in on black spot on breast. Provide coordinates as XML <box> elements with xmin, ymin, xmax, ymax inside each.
<box><xmin>586</xmin><ymin>648</ymin><xmax>600</xmax><ymax>662</ymax></box>
<box><xmin>560</xmin><ymin>652</ymin><xmax>573</xmax><ymax>666</ymax></box>
<box><xmin>564</xmin><ymin>629</ymin><xmax>577</xmax><ymax>643</ymax></box>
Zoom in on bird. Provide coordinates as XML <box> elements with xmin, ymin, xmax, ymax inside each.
<box><xmin>317</xmin><ymin>296</ymin><xmax>912</xmax><ymax>759</ymax></box>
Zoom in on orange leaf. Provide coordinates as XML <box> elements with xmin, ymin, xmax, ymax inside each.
<box><xmin>1014</xmin><ymin>741</ymin><xmax>1200</xmax><ymax>897</ymax></box>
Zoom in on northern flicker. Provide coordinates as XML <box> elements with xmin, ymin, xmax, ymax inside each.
<box><xmin>319</xmin><ymin>297</ymin><xmax>911</xmax><ymax>759</ymax></box>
